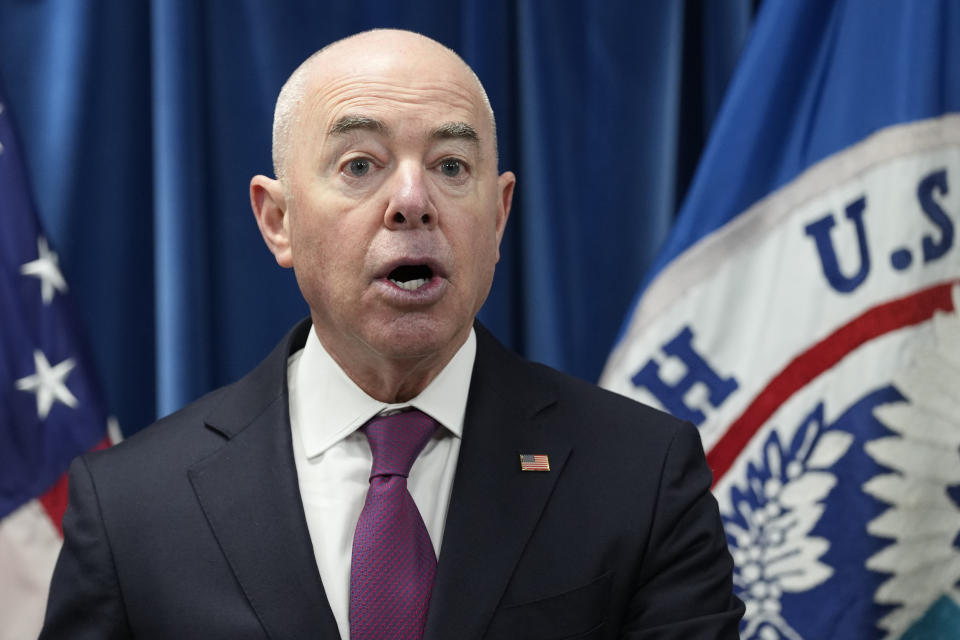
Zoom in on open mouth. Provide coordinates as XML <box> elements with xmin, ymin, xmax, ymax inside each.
<box><xmin>388</xmin><ymin>264</ymin><xmax>434</xmax><ymax>291</ymax></box>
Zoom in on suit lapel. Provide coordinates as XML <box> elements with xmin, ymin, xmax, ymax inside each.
<box><xmin>188</xmin><ymin>320</ymin><xmax>341</xmax><ymax>639</ymax></box>
<box><xmin>424</xmin><ymin>326</ymin><xmax>571</xmax><ymax>640</ymax></box>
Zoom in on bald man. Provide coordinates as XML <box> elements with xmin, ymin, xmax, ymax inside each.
<box><xmin>41</xmin><ymin>30</ymin><xmax>743</xmax><ymax>639</ymax></box>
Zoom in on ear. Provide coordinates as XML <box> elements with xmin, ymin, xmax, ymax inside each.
<box><xmin>493</xmin><ymin>171</ymin><xmax>516</xmax><ymax>259</ymax></box>
<box><xmin>250</xmin><ymin>175</ymin><xmax>293</xmax><ymax>268</ymax></box>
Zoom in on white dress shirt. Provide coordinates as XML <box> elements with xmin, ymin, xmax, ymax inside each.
<box><xmin>287</xmin><ymin>326</ymin><xmax>475</xmax><ymax>640</ymax></box>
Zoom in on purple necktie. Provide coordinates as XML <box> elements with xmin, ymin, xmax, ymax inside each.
<box><xmin>350</xmin><ymin>409</ymin><xmax>438</xmax><ymax>640</ymax></box>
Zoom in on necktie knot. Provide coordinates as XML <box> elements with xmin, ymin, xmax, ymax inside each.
<box><xmin>362</xmin><ymin>409</ymin><xmax>437</xmax><ymax>479</ymax></box>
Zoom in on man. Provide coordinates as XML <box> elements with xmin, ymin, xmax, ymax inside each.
<box><xmin>41</xmin><ymin>29</ymin><xmax>742</xmax><ymax>639</ymax></box>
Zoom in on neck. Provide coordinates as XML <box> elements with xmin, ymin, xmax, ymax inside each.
<box><xmin>313</xmin><ymin>327</ymin><xmax>468</xmax><ymax>403</ymax></box>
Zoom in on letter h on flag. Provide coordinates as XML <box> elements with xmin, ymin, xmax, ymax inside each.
<box><xmin>0</xmin><ymin>91</ymin><xmax>116</xmax><ymax>639</ymax></box>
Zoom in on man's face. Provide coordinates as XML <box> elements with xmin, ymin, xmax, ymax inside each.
<box><xmin>280</xmin><ymin>38</ymin><xmax>514</xmax><ymax>370</ymax></box>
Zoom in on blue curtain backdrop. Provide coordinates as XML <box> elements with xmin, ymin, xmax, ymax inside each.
<box><xmin>0</xmin><ymin>1</ymin><xmax>753</xmax><ymax>435</ymax></box>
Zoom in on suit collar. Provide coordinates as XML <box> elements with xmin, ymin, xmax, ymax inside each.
<box><xmin>424</xmin><ymin>324</ymin><xmax>571</xmax><ymax>640</ymax></box>
<box><xmin>189</xmin><ymin>318</ymin><xmax>341</xmax><ymax>638</ymax></box>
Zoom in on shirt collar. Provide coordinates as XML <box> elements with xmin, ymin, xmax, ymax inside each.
<box><xmin>288</xmin><ymin>326</ymin><xmax>476</xmax><ymax>459</ymax></box>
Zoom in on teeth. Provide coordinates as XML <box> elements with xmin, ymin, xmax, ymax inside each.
<box><xmin>390</xmin><ymin>278</ymin><xmax>428</xmax><ymax>291</ymax></box>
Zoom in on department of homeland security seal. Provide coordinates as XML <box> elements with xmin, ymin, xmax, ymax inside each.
<box><xmin>601</xmin><ymin>115</ymin><xmax>960</xmax><ymax>639</ymax></box>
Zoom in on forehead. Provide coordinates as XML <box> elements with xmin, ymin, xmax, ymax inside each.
<box><xmin>301</xmin><ymin>45</ymin><xmax>490</xmax><ymax>144</ymax></box>
<box><xmin>318</xmin><ymin>76</ymin><xmax>479</xmax><ymax>128</ymax></box>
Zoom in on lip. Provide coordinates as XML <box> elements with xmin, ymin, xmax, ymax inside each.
<box><xmin>375</xmin><ymin>257</ymin><xmax>447</xmax><ymax>281</ymax></box>
<box><xmin>373</xmin><ymin>257</ymin><xmax>449</xmax><ymax>305</ymax></box>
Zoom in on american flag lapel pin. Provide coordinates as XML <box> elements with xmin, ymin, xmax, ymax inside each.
<box><xmin>519</xmin><ymin>453</ymin><xmax>550</xmax><ymax>472</ymax></box>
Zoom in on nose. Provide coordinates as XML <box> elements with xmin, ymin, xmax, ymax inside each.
<box><xmin>384</xmin><ymin>161</ymin><xmax>437</xmax><ymax>230</ymax></box>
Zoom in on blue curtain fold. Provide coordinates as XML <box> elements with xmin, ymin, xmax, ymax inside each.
<box><xmin>0</xmin><ymin>0</ymin><xmax>753</xmax><ymax>434</ymax></box>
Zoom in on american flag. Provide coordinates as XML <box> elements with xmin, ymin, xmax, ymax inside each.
<box><xmin>519</xmin><ymin>453</ymin><xmax>550</xmax><ymax>472</ymax></box>
<box><xmin>0</xmin><ymin>91</ymin><xmax>115</xmax><ymax>639</ymax></box>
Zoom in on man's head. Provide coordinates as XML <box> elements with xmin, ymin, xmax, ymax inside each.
<box><xmin>250</xmin><ymin>29</ymin><xmax>515</xmax><ymax>401</ymax></box>
<box><xmin>270</xmin><ymin>33</ymin><xmax>499</xmax><ymax>183</ymax></box>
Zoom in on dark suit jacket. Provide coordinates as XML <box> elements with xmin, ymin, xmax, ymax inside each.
<box><xmin>41</xmin><ymin>320</ymin><xmax>743</xmax><ymax>639</ymax></box>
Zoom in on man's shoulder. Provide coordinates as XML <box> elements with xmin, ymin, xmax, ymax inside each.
<box><xmin>475</xmin><ymin>323</ymin><xmax>692</xmax><ymax>450</ymax></box>
<box><xmin>84</xmin><ymin>318</ymin><xmax>312</xmax><ymax>479</ymax></box>
<box><xmin>528</xmin><ymin>358</ymin><xmax>692</xmax><ymax>447</ymax></box>
<box><xmin>82</xmin><ymin>383</ymin><xmax>235</xmax><ymax>482</ymax></box>
<box><xmin>529</xmin><ymin>357</ymin><xmax>670</xmax><ymax>414</ymax></box>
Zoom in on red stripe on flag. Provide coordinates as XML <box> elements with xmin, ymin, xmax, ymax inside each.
<box><xmin>708</xmin><ymin>280</ymin><xmax>957</xmax><ymax>486</ymax></box>
<box><xmin>38</xmin><ymin>436</ymin><xmax>111</xmax><ymax>536</ymax></box>
<box><xmin>37</xmin><ymin>474</ymin><xmax>69</xmax><ymax>537</ymax></box>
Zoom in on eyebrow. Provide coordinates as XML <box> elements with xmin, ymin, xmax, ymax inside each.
<box><xmin>432</xmin><ymin>121</ymin><xmax>479</xmax><ymax>145</ymax></box>
<box><xmin>329</xmin><ymin>115</ymin><xmax>388</xmax><ymax>136</ymax></box>
<box><xmin>327</xmin><ymin>116</ymin><xmax>479</xmax><ymax>146</ymax></box>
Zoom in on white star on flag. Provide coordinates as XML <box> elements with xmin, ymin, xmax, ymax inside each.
<box><xmin>15</xmin><ymin>350</ymin><xmax>79</xmax><ymax>419</ymax></box>
<box><xmin>20</xmin><ymin>236</ymin><xmax>68</xmax><ymax>304</ymax></box>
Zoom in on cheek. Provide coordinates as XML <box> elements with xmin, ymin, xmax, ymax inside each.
<box><xmin>457</xmin><ymin>227</ymin><xmax>500</xmax><ymax>294</ymax></box>
<box><xmin>288</xmin><ymin>192</ymin><xmax>349</xmax><ymax>262</ymax></box>
<box><xmin>289</xmin><ymin>216</ymin><xmax>328</xmax><ymax>267</ymax></box>
<box><xmin>289</xmin><ymin>211</ymin><xmax>375</xmax><ymax>294</ymax></box>
<box><xmin>287</xmin><ymin>212</ymin><xmax>335</xmax><ymax>295</ymax></box>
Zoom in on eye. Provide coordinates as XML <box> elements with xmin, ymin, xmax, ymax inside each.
<box><xmin>439</xmin><ymin>159</ymin><xmax>463</xmax><ymax>177</ymax></box>
<box><xmin>347</xmin><ymin>158</ymin><xmax>372</xmax><ymax>177</ymax></box>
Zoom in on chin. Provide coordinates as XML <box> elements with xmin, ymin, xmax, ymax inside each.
<box><xmin>366</xmin><ymin>316</ymin><xmax>467</xmax><ymax>362</ymax></box>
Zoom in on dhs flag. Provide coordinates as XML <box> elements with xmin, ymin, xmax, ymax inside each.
<box><xmin>0</xmin><ymin>94</ymin><xmax>116</xmax><ymax>638</ymax></box>
<box><xmin>601</xmin><ymin>1</ymin><xmax>960</xmax><ymax>639</ymax></box>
